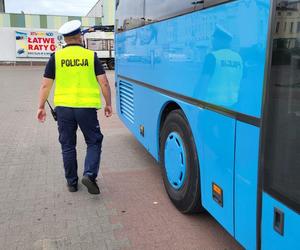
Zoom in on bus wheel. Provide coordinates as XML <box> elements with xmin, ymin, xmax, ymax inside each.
<box><xmin>159</xmin><ymin>110</ymin><xmax>203</xmax><ymax>214</ymax></box>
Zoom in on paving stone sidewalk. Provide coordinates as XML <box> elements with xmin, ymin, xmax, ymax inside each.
<box><xmin>0</xmin><ymin>67</ymin><xmax>129</xmax><ymax>250</ymax></box>
<box><xmin>0</xmin><ymin>66</ymin><xmax>243</xmax><ymax>250</ymax></box>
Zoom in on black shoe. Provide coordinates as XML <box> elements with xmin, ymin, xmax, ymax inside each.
<box><xmin>67</xmin><ymin>183</ymin><xmax>78</xmax><ymax>192</ymax></box>
<box><xmin>82</xmin><ymin>176</ymin><xmax>100</xmax><ymax>194</ymax></box>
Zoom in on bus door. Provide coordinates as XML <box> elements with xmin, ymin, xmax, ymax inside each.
<box><xmin>261</xmin><ymin>0</ymin><xmax>300</xmax><ymax>248</ymax></box>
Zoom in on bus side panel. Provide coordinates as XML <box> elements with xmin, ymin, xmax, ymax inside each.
<box><xmin>235</xmin><ymin>122</ymin><xmax>260</xmax><ymax>249</ymax></box>
<box><xmin>117</xmin><ymin>78</ymin><xmax>193</xmax><ymax>161</ymax></box>
<box><xmin>261</xmin><ymin>193</ymin><xmax>300</xmax><ymax>250</ymax></box>
<box><xmin>116</xmin><ymin>78</ymin><xmax>213</xmax><ymax>164</ymax></box>
<box><xmin>173</xmin><ymin>101</ymin><xmax>236</xmax><ymax>235</ymax></box>
<box><xmin>117</xmin><ymin>79</ymin><xmax>237</xmax><ymax>235</ymax></box>
<box><xmin>132</xmin><ymin>83</ymin><xmax>167</xmax><ymax>159</ymax></box>
<box><xmin>116</xmin><ymin>78</ymin><xmax>162</xmax><ymax>160</ymax></box>
<box><xmin>194</xmin><ymin>110</ymin><xmax>236</xmax><ymax>235</ymax></box>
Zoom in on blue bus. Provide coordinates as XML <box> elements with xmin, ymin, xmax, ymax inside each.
<box><xmin>115</xmin><ymin>0</ymin><xmax>300</xmax><ymax>249</ymax></box>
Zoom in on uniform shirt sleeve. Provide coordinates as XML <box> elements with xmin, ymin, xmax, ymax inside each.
<box><xmin>43</xmin><ymin>53</ymin><xmax>55</xmax><ymax>79</ymax></box>
<box><xmin>94</xmin><ymin>52</ymin><xmax>105</xmax><ymax>76</ymax></box>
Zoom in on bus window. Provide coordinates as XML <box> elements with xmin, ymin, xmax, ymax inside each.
<box><xmin>145</xmin><ymin>0</ymin><xmax>199</xmax><ymax>23</ymax></box>
<box><xmin>204</xmin><ymin>0</ymin><xmax>231</xmax><ymax>8</ymax></box>
<box><xmin>264</xmin><ymin>0</ymin><xmax>300</xmax><ymax>212</ymax></box>
<box><xmin>115</xmin><ymin>0</ymin><xmax>145</xmax><ymax>32</ymax></box>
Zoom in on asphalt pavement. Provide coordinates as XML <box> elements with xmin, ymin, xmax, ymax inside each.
<box><xmin>0</xmin><ymin>66</ymin><xmax>243</xmax><ymax>250</ymax></box>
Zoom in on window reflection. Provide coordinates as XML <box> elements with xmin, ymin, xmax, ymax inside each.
<box><xmin>116</xmin><ymin>0</ymin><xmax>203</xmax><ymax>32</ymax></box>
<box><xmin>115</xmin><ymin>0</ymin><xmax>145</xmax><ymax>32</ymax></box>
<box><xmin>145</xmin><ymin>0</ymin><xmax>197</xmax><ymax>23</ymax></box>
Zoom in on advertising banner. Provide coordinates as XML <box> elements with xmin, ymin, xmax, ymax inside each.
<box><xmin>16</xmin><ymin>31</ymin><xmax>64</xmax><ymax>58</ymax></box>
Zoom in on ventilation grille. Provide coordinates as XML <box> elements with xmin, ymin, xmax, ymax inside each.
<box><xmin>119</xmin><ymin>81</ymin><xmax>134</xmax><ymax>123</ymax></box>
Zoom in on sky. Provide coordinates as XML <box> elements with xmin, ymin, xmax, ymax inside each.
<box><xmin>4</xmin><ymin>0</ymin><xmax>99</xmax><ymax>16</ymax></box>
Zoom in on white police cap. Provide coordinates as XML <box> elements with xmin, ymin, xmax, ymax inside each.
<box><xmin>213</xmin><ymin>24</ymin><xmax>233</xmax><ymax>39</ymax></box>
<box><xmin>58</xmin><ymin>20</ymin><xmax>82</xmax><ymax>37</ymax></box>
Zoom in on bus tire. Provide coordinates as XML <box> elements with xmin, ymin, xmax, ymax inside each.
<box><xmin>159</xmin><ymin>109</ymin><xmax>203</xmax><ymax>214</ymax></box>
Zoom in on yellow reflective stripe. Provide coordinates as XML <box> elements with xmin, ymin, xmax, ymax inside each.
<box><xmin>54</xmin><ymin>102</ymin><xmax>101</xmax><ymax>108</ymax></box>
<box><xmin>55</xmin><ymin>96</ymin><xmax>101</xmax><ymax>103</ymax></box>
<box><xmin>55</xmin><ymin>87</ymin><xmax>99</xmax><ymax>95</ymax></box>
<box><xmin>54</xmin><ymin>93</ymin><xmax>100</xmax><ymax>99</ymax></box>
<box><xmin>54</xmin><ymin>103</ymin><xmax>101</xmax><ymax>108</ymax></box>
<box><xmin>55</xmin><ymin>101</ymin><xmax>101</xmax><ymax>106</ymax></box>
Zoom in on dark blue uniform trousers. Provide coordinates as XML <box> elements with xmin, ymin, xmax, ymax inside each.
<box><xmin>56</xmin><ymin>107</ymin><xmax>103</xmax><ymax>186</ymax></box>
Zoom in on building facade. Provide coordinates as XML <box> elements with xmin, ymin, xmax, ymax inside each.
<box><xmin>86</xmin><ymin>0</ymin><xmax>115</xmax><ymax>26</ymax></box>
<box><xmin>0</xmin><ymin>13</ymin><xmax>102</xmax><ymax>62</ymax></box>
<box><xmin>274</xmin><ymin>1</ymin><xmax>300</xmax><ymax>49</ymax></box>
<box><xmin>0</xmin><ymin>13</ymin><xmax>101</xmax><ymax>29</ymax></box>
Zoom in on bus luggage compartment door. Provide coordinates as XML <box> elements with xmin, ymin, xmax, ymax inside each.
<box><xmin>234</xmin><ymin>122</ymin><xmax>260</xmax><ymax>249</ymax></box>
<box><xmin>198</xmin><ymin>110</ymin><xmax>235</xmax><ymax>235</ymax></box>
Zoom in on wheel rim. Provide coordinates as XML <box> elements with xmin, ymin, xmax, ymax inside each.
<box><xmin>164</xmin><ymin>132</ymin><xmax>186</xmax><ymax>190</ymax></box>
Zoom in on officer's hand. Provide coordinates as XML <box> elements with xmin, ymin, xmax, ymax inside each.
<box><xmin>104</xmin><ymin>105</ymin><xmax>112</xmax><ymax>117</ymax></box>
<box><xmin>37</xmin><ymin>108</ymin><xmax>46</xmax><ymax>122</ymax></box>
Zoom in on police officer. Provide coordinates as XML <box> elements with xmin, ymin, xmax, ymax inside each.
<box><xmin>36</xmin><ymin>20</ymin><xmax>112</xmax><ymax>194</ymax></box>
<box><xmin>201</xmin><ymin>25</ymin><xmax>243</xmax><ymax>107</ymax></box>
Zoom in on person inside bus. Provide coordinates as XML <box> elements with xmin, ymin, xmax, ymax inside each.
<box><xmin>199</xmin><ymin>25</ymin><xmax>243</xmax><ymax>108</ymax></box>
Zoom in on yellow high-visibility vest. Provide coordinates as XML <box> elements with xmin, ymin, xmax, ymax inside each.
<box><xmin>206</xmin><ymin>49</ymin><xmax>243</xmax><ymax>106</ymax></box>
<box><xmin>54</xmin><ymin>45</ymin><xmax>102</xmax><ymax>109</ymax></box>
